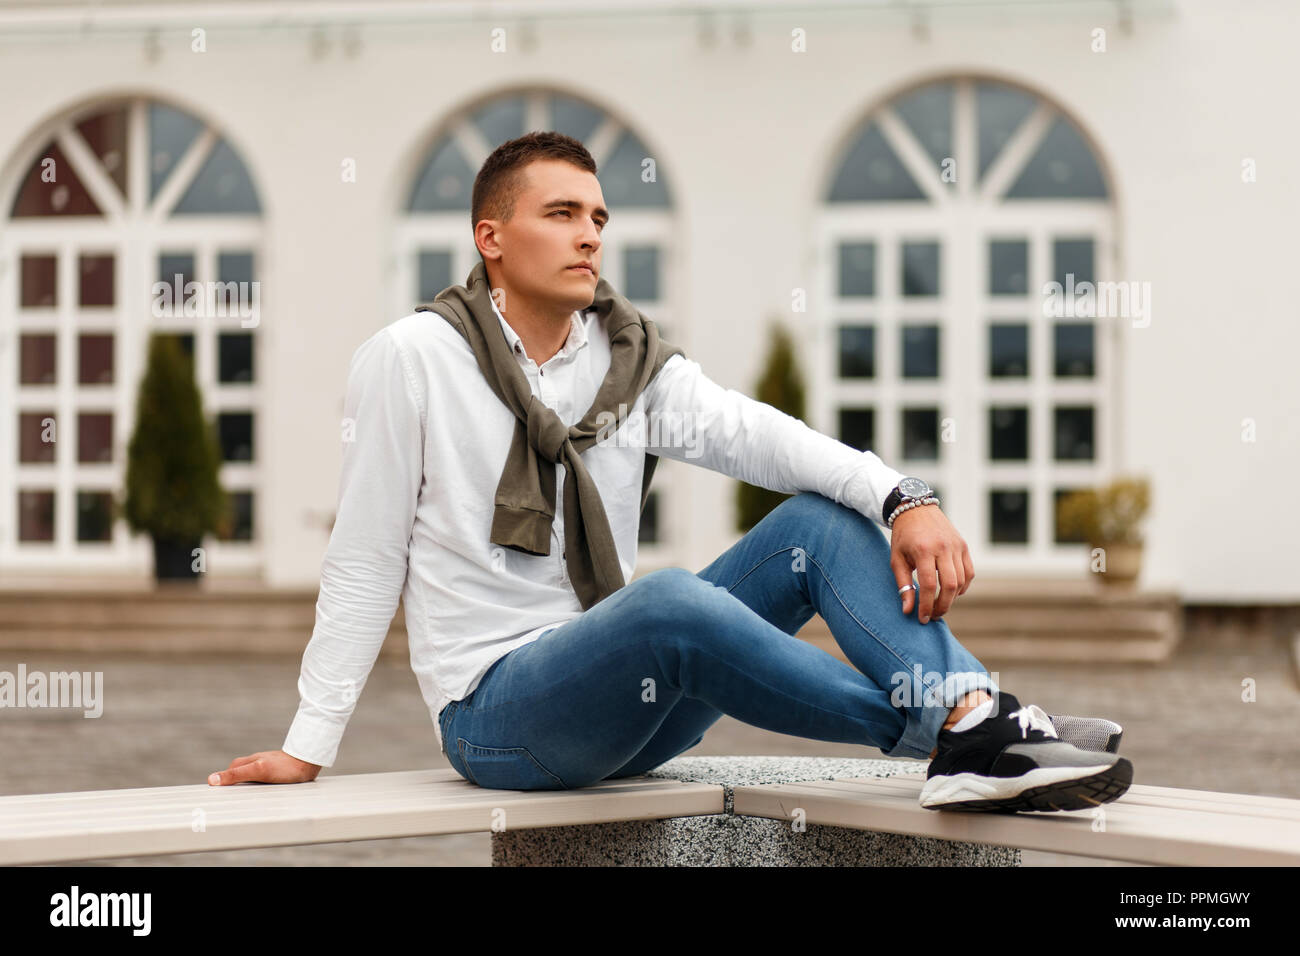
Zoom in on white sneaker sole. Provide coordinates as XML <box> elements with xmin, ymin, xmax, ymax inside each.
<box><xmin>920</xmin><ymin>762</ymin><xmax>1121</xmax><ymax>811</ymax></box>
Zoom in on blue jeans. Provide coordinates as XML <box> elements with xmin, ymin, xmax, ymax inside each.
<box><xmin>438</xmin><ymin>492</ymin><xmax>999</xmax><ymax>790</ymax></box>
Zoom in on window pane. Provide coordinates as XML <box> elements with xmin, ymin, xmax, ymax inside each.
<box><xmin>149</xmin><ymin>103</ymin><xmax>204</xmax><ymax>201</ymax></box>
<box><xmin>75</xmin><ymin>107</ymin><xmax>129</xmax><ymax>199</ymax></box>
<box><xmin>78</xmin><ymin>413</ymin><xmax>113</xmax><ymax>463</ymax></box>
<box><xmin>218</xmin><ymin>332</ymin><xmax>254</xmax><ymax>384</ymax></box>
<box><xmin>20</xmin><ymin>334</ymin><xmax>57</xmax><ymax>384</ymax></box>
<box><xmin>901</xmin><ymin>324</ymin><xmax>940</xmax><ymax>378</ymax></box>
<box><xmin>901</xmin><ymin>407</ymin><xmax>939</xmax><ymax>460</ymax></box>
<box><xmin>990</xmin><ymin>489</ymin><xmax>1030</xmax><ymax>543</ymax></box>
<box><xmin>989</xmin><ymin>240</ymin><xmax>1028</xmax><ymax>295</ymax></box>
<box><xmin>19</xmin><ymin>411</ymin><xmax>57</xmax><ymax>463</ymax></box>
<box><xmin>623</xmin><ymin>246</ymin><xmax>660</xmax><ymax>301</ymax></box>
<box><xmin>218</xmin><ymin>412</ymin><xmax>254</xmax><ymax>461</ymax></box>
<box><xmin>158</xmin><ymin>252</ymin><xmax>194</xmax><ymax>290</ymax></box>
<box><xmin>407</xmin><ymin>138</ymin><xmax>476</xmax><ymax>212</ymax></box>
<box><xmin>173</xmin><ymin>139</ymin><xmax>261</xmax><ymax>215</ymax></box>
<box><xmin>20</xmin><ymin>254</ymin><xmax>57</xmax><ymax>307</ymax></box>
<box><xmin>989</xmin><ymin>323</ymin><xmax>1029</xmax><ymax>378</ymax></box>
<box><xmin>473</xmin><ymin>94</ymin><xmax>526</xmax><ymax>147</ymax></box>
<box><xmin>902</xmin><ymin>242</ymin><xmax>940</xmax><ymax>296</ymax></box>
<box><xmin>827</xmin><ymin>123</ymin><xmax>927</xmax><ymax>202</ymax></box>
<box><xmin>218</xmin><ymin>251</ymin><xmax>255</xmax><ymax>285</ymax></box>
<box><xmin>418</xmin><ymin>250</ymin><xmax>452</xmax><ymax>301</ymax></box>
<box><xmin>837</xmin><ymin>325</ymin><xmax>874</xmax><ymax>378</ymax></box>
<box><xmin>160</xmin><ymin>333</ymin><xmax>195</xmax><ymax>364</ymax></box>
<box><xmin>838</xmin><ymin>408</ymin><xmax>874</xmax><ymax>452</ymax></box>
<box><xmin>893</xmin><ymin>82</ymin><xmax>953</xmax><ymax>172</ymax></box>
<box><xmin>79</xmin><ymin>334</ymin><xmax>114</xmax><ymax>385</ymax></box>
<box><xmin>976</xmin><ymin>82</ymin><xmax>1037</xmax><ymax>180</ymax></box>
<box><xmin>77</xmin><ymin>490</ymin><xmax>114</xmax><ymax>542</ymax></box>
<box><xmin>1005</xmin><ymin>116</ymin><xmax>1108</xmax><ymax>199</ymax></box>
<box><xmin>1053</xmin><ymin>238</ymin><xmax>1094</xmax><ymax>287</ymax></box>
<box><xmin>79</xmin><ymin>254</ymin><xmax>115</xmax><ymax>307</ymax></box>
<box><xmin>1054</xmin><ymin>406</ymin><xmax>1094</xmax><ymax>460</ymax></box>
<box><xmin>1054</xmin><ymin>487</ymin><xmax>1088</xmax><ymax>544</ymax></box>
<box><xmin>989</xmin><ymin>406</ymin><xmax>1029</xmax><ymax>460</ymax></box>
<box><xmin>217</xmin><ymin>490</ymin><xmax>254</xmax><ymax>542</ymax></box>
<box><xmin>838</xmin><ymin>242</ymin><xmax>875</xmax><ymax>296</ymax></box>
<box><xmin>1054</xmin><ymin>322</ymin><xmax>1094</xmax><ymax>377</ymax></box>
<box><xmin>598</xmin><ymin>129</ymin><xmax>670</xmax><ymax>208</ymax></box>
<box><xmin>11</xmin><ymin>142</ymin><xmax>103</xmax><ymax>217</ymax></box>
<box><xmin>18</xmin><ymin>490</ymin><xmax>56</xmax><ymax>542</ymax></box>
<box><xmin>638</xmin><ymin>490</ymin><xmax>659</xmax><ymax>545</ymax></box>
<box><xmin>550</xmin><ymin>93</ymin><xmax>605</xmax><ymax>144</ymax></box>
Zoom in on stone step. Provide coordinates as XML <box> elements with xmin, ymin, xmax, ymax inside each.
<box><xmin>0</xmin><ymin>577</ymin><xmax>1181</xmax><ymax>662</ymax></box>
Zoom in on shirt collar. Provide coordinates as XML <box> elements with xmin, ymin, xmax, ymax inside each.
<box><xmin>490</xmin><ymin>296</ymin><xmax>590</xmax><ymax>364</ymax></box>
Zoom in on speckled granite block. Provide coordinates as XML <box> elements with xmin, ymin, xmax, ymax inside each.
<box><xmin>491</xmin><ymin>756</ymin><xmax>1020</xmax><ymax>867</ymax></box>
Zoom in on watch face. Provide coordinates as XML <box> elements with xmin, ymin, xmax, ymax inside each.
<box><xmin>899</xmin><ymin>476</ymin><xmax>930</xmax><ymax>498</ymax></box>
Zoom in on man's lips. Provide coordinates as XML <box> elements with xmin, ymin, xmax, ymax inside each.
<box><xmin>568</xmin><ymin>266</ymin><xmax>594</xmax><ymax>276</ymax></box>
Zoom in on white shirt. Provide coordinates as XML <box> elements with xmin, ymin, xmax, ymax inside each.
<box><xmin>282</xmin><ymin>298</ymin><xmax>907</xmax><ymax>767</ymax></box>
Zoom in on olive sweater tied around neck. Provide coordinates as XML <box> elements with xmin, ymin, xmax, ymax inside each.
<box><xmin>415</xmin><ymin>261</ymin><xmax>685</xmax><ymax>611</ymax></box>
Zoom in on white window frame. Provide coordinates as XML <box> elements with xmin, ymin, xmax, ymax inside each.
<box><xmin>0</xmin><ymin>98</ymin><xmax>265</xmax><ymax>575</ymax></box>
<box><xmin>814</xmin><ymin>78</ymin><xmax>1118</xmax><ymax>573</ymax></box>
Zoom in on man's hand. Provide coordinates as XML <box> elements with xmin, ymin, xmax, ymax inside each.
<box><xmin>208</xmin><ymin>750</ymin><xmax>321</xmax><ymax>786</ymax></box>
<box><xmin>889</xmin><ymin>505</ymin><xmax>974</xmax><ymax>624</ymax></box>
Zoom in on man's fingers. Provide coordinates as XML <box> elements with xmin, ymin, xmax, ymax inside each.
<box><xmin>226</xmin><ymin>753</ymin><xmax>262</xmax><ymax>770</ymax></box>
<box><xmin>890</xmin><ymin>551</ymin><xmax>915</xmax><ymax>615</ymax></box>
<box><xmin>961</xmin><ymin>546</ymin><xmax>975</xmax><ymax>595</ymax></box>
<box><xmin>915</xmin><ymin>559</ymin><xmax>938</xmax><ymax>623</ymax></box>
<box><xmin>934</xmin><ymin>552</ymin><xmax>961</xmax><ymax>618</ymax></box>
<box><xmin>210</xmin><ymin>758</ymin><xmax>266</xmax><ymax>786</ymax></box>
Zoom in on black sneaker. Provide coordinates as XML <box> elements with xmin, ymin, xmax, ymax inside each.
<box><xmin>1049</xmin><ymin>714</ymin><xmax>1123</xmax><ymax>754</ymax></box>
<box><xmin>920</xmin><ymin>691</ymin><xmax>1133</xmax><ymax>812</ymax></box>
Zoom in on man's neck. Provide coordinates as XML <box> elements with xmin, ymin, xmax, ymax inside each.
<box><xmin>486</xmin><ymin>271</ymin><xmax>574</xmax><ymax>365</ymax></box>
<box><xmin>500</xmin><ymin>303</ymin><xmax>572</xmax><ymax>366</ymax></box>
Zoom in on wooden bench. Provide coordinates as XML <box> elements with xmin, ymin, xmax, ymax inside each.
<box><xmin>0</xmin><ymin>769</ymin><xmax>723</xmax><ymax>866</ymax></box>
<box><xmin>731</xmin><ymin>771</ymin><xmax>1300</xmax><ymax>866</ymax></box>
<box><xmin>4</xmin><ymin>758</ymin><xmax>1297</xmax><ymax>866</ymax></box>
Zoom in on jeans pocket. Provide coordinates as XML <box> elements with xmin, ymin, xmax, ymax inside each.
<box><xmin>456</xmin><ymin>738</ymin><xmax>567</xmax><ymax>790</ymax></box>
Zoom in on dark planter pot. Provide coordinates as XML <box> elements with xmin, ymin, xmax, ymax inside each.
<box><xmin>152</xmin><ymin>536</ymin><xmax>202</xmax><ymax>581</ymax></box>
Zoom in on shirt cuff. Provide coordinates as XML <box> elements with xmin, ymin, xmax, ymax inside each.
<box><xmin>282</xmin><ymin>708</ymin><xmax>345</xmax><ymax>769</ymax></box>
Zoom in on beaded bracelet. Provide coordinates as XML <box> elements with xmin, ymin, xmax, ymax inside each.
<box><xmin>887</xmin><ymin>495</ymin><xmax>940</xmax><ymax>529</ymax></box>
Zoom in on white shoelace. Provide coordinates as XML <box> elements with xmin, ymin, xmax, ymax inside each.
<box><xmin>1007</xmin><ymin>703</ymin><xmax>1058</xmax><ymax>740</ymax></box>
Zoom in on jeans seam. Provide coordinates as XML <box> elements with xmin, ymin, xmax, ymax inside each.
<box><xmin>457</xmin><ymin>736</ymin><xmax>567</xmax><ymax>789</ymax></box>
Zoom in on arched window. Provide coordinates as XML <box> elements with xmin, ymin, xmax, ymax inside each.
<box><xmin>395</xmin><ymin>89</ymin><xmax>679</xmax><ymax>554</ymax></box>
<box><xmin>818</xmin><ymin>77</ymin><xmax>1116</xmax><ymax>568</ymax></box>
<box><xmin>2</xmin><ymin>98</ymin><xmax>263</xmax><ymax>568</ymax></box>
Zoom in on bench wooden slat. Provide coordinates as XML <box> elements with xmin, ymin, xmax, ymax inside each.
<box><xmin>787</xmin><ymin>776</ymin><xmax>1300</xmax><ymax>822</ymax></box>
<box><xmin>731</xmin><ymin>773</ymin><xmax>1300</xmax><ymax>866</ymax></box>
<box><xmin>0</xmin><ymin>769</ymin><xmax>724</xmax><ymax>866</ymax></box>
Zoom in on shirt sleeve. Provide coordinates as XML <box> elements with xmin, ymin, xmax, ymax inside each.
<box><xmin>641</xmin><ymin>354</ymin><xmax>907</xmax><ymax>530</ymax></box>
<box><xmin>281</xmin><ymin>327</ymin><xmax>426</xmax><ymax>768</ymax></box>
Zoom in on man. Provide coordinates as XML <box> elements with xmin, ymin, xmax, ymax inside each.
<box><xmin>210</xmin><ymin>132</ymin><xmax>1131</xmax><ymax>813</ymax></box>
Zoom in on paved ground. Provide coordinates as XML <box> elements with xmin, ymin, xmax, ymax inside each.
<box><xmin>2</xmin><ymin>622</ymin><xmax>1295</xmax><ymax>867</ymax></box>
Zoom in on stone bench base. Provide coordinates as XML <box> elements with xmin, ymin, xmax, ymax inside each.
<box><xmin>492</xmin><ymin>756</ymin><xmax>1020</xmax><ymax>866</ymax></box>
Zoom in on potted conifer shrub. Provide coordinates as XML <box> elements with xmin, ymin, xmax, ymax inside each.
<box><xmin>736</xmin><ymin>320</ymin><xmax>807</xmax><ymax>532</ymax></box>
<box><xmin>119</xmin><ymin>333</ymin><xmax>229</xmax><ymax>581</ymax></box>
<box><xmin>1056</xmin><ymin>476</ymin><xmax>1151</xmax><ymax>588</ymax></box>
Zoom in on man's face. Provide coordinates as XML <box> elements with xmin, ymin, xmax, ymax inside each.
<box><xmin>479</xmin><ymin>158</ymin><xmax>608</xmax><ymax>314</ymax></box>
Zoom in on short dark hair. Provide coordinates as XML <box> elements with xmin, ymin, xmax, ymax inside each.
<box><xmin>471</xmin><ymin>131</ymin><xmax>598</xmax><ymax>245</ymax></box>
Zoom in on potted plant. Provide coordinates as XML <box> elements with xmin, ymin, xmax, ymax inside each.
<box><xmin>118</xmin><ymin>333</ymin><xmax>229</xmax><ymax>581</ymax></box>
<box><xmin>1056</xmin><ymin>476</ymin><xmax>1151</xmax><ymax>587</ymax></box>
<box><xmin>736</xmin><ymin>319</ymin><xmax>806</xmax><ymax>532</ymax></box>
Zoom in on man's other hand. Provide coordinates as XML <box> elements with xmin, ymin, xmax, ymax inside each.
<box><xmin>888</xmin><ymin>505</ymin><xmax>974</xmax><ymax>624</ymax></box>
<box><xmin>208</xmin><ymin>750</ymin><xmax>321</xmax><ymax>786</ymax></box>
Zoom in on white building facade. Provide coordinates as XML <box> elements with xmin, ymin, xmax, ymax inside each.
<box><xmin>0</xmin><ymin>0</ymin><xmax>1295</xmax><ymax>603</ymax></box>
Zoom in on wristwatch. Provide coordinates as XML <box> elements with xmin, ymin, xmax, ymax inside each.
<box><xmin>882</xmin><ymin>477</ymin><xmax>934</xmax><ymax>526</ymax></box>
